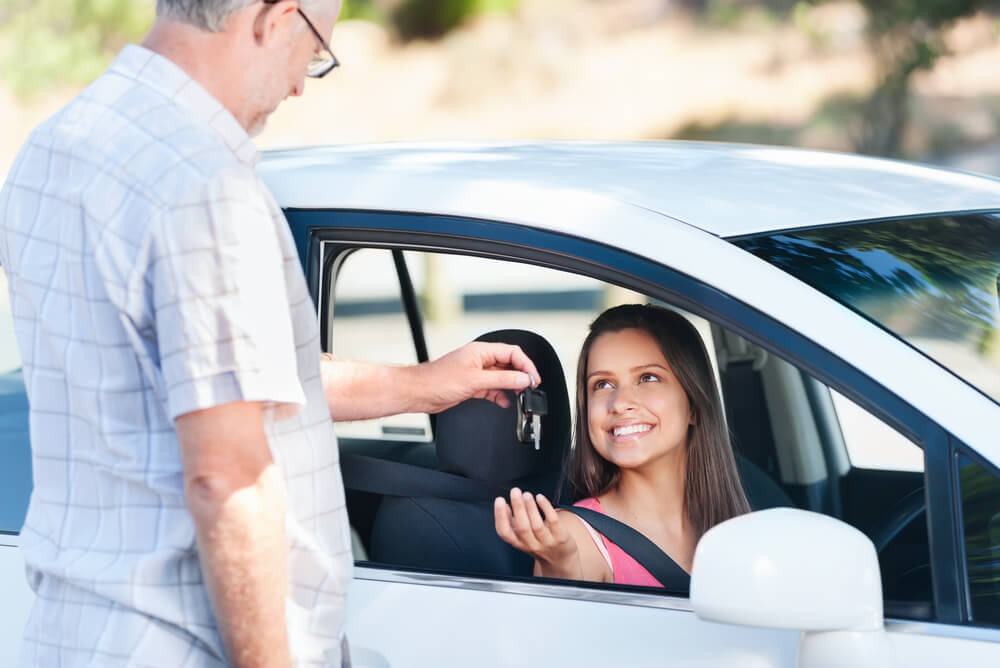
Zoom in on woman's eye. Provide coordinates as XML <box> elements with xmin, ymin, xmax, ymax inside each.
<box><xmin>592</xmin><ymin>379</ymin><xmax>613</xmax><ymax>392</ymax></box>
<box><xmin>639</xmin><ymin>373</ymin><xmax>661</xmax><ymax>383</ymax></box>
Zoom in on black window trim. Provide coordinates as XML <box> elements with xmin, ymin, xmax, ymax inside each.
<box><xmin>292</xmin><ymin>208</ymin><xmax>968</xmax><ymax>624</ymax></box>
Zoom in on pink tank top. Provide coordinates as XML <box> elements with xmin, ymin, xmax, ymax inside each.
<box><xmin>573</xmin><ymin>497</ymin><xmax>663</xmax><ymax>587</ymax></box>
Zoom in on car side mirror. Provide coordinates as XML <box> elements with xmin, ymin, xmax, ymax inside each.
<box><xmin>690</xmin><ymin>508</ymin><xmax>891</xmax><ymax>668</ymax></box>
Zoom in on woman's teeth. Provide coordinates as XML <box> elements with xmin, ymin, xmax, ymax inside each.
<box><xmin>612</xmin><ymin>424</ymin><xmax>651</xmax><ymax>437</ymax></box>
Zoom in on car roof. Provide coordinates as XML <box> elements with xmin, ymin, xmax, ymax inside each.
<box><xmin>258</xmin><ymin>141</ymin><xmax>1000</xmax><ymax>237</ymax></box>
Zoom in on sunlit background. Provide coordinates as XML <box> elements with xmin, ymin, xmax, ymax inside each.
<box><xmin>2</xmin><ymin>0</ymin><xmax>1000</xmax><ymax>174</ymax></box>
<box><xmin>1</xmin><ymin>0</ymin><xmax>996</xmax><ymax>473</ymax></box>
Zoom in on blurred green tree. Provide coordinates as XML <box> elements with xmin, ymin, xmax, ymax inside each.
<box><xmin>341</xmin><ymin>0</ymin><xmax>384</xmax><ymax>22</ymax></box>
<box><xmin>391</xmin><ymin>0</ymin><xmax>518</xmax><ymax>41</ymax></box>
<box><xmin>1</xmin><ymin>0</ymin><xmax>155</xmax><ymax>97</ymax></box>
<box><xmin>820</xmin><ymin>0</ymin><xmax>989</xmax><ymax>156</ymax></box>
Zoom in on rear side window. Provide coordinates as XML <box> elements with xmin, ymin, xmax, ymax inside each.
<box><xmin>734</xmin><ymin>213</ymin><xmax>1000</xmax><ymax>405</ymax></box>
<box><xmin>0</xmin><ymin>266</ymin><xmax>31</xmax><ymax>534</ymax></box>
<box><xmin>959</xmin><ymin>454</ymin><xmax>1000</xmax><ymax>626</ymax></box>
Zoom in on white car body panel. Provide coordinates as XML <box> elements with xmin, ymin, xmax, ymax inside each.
<box><xmin>345</xmin><ymin>570</ymin><xmax>800</xmax><ymax>668</ymax></box>
<box><xmin>345</xmin><ymin>571</ymin><xmax>1000</xmax><ymax>668</ymax></box>
<box><xmin>0</xmin><ymin>538</ymin><xmax>32</xmax><ymax>666</ymax></box>
<box><xmin>258</xmin><ymin>141</ymin><xmax>1000</xmax><ymax>237</ymax></box>
<box><xmin>261</xmin><ymin>145</ymin><xmax>1000</xmax><ymax>465</ymax></box>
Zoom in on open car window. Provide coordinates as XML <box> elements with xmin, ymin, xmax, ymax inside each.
<box><xmin>324</xmin><ymin>242</ymin><xmax>934</xmax><ymax>621</ymax></box>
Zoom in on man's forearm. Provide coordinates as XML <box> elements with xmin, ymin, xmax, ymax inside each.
<box><xmin>187</xmin><ymin>465</ymin><xmax>291</xmax><ymax>668</ymax></box>
<box><xmin>321</xmin><ymin>356</ymin><xmax>421</xmax><ymax>421</ymax></box>
<box><xmin>320</xmin><ymin>343</ymin><xmax>539</xmax><ymax>422</ymax></box>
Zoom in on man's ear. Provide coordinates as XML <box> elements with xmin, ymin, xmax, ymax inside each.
<box><xmin>253</xmin><ymin>0</ymin><xmax>299</xmax><ymax>47</ymax></box>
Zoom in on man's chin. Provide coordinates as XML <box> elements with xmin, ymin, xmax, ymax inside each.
<box><xmin>248</xmin><ymin>117</ymin><xmax>268</xmax><ymax>138</ymax></box>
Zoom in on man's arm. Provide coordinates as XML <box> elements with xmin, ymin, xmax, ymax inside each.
<box><xmin>176</xmin><ymin>401</ymin><xmax>291</xmax><ymax>668</ymax></box>
<box><xmin>321</xmin><ymin>341</ymin><xmax>541</xmax><ymax>422</ymax></box>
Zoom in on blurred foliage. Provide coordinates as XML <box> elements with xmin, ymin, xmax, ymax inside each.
<box><xmin>344</xmin><ymin>0</ymin><xmax>518</xmax><ymax>40</ymax></box>
<box><xmin>0</xmin><ymin>0</ymin><xmax>155</xmax><ymax>97</ymax></box>
<box><xmin>0</xmin><ymin>0</ymin><xmax>520</xmax><ymax>96</ymax></box>
<box><xmin>684</xmin><ymin>0</ymin><xmax>995</xmax><ymax>157</ymax></box>
<box><xmin>341</xmin><ymin>0</ymin><xmax>386</xmax><ymax>23</ymax></box>
<box><xmin>842</xmin><ymin>0</ymin><xmax>990</xmax><ymax>157</ymax></box>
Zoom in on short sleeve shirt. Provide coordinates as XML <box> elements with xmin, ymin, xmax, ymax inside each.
<box><xmin>0</xmin><ymin>45</ymin><xmax>351</xmax><ymax>667</ymax></box>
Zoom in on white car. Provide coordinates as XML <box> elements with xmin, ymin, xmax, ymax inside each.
<box><xmin>2</xmin><ymin>141</ymin><xmax>999</xmax><ymax>666</ymax></box>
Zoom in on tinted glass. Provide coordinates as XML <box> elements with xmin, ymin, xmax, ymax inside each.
<box><xmin>959</xmin><ymin>455</ymin><xmax>1000</xmax><ymax>626</ymax></box>
<box><xmin>0</xmin><ymin>267</ymin><xmax>31</xmax><ymax>534</ymax></box>
<box><xmin>735</xmin><ymin>213</ymin><xmax>1000</xmax><ymax>403</ymax></box>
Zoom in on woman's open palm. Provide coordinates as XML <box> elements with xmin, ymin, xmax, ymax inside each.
<box><xmin>494</xmin><ymin>489</ymin><xmax>582</xmax><ymax>579</ymax></box>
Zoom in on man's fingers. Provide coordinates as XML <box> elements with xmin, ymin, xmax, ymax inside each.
<box><xmin>475</xmin><ymin>343</ymin><xmax>540</xmax><ymax>387</ymax></box>
<box><xmin>482</xmin><ymin>388</ymin><xmax>511</xmax><ymax>409</ymax></box>
<box><xmin>472</xmin><ymin>369</ymin><xmax>535</xmax><ymax>396</ymax></box>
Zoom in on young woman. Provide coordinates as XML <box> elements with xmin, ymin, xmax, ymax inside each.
<box><xmin>494</xmin><ymin>304</ymin><xmax>750</xmax><ymax>585</ymax></box>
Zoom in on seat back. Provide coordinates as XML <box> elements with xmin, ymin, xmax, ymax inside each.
<box><xmin>370</xmin><ymin>329</ymin><xmax>571</xmax><ymax>576</ymax></box>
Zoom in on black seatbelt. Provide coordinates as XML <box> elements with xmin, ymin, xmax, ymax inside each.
<box><xmin>561</xmin><ymin>505</ymin><xmax>690</xmax><ymax>594</ymax></box>
<box><xmin>341</xmin><ymin>453</ymin><xmax>507</xmax><ymax>502</ymax></box>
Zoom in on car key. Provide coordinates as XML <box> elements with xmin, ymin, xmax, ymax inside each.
<box><xmin>516</xmin><ymin>387</ymin><xmax>548</xmax><ymax>450</ymax></box>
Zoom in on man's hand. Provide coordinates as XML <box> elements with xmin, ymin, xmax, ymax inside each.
<box><xmin>410</xmin><ymin>341</ymin><xmax>540</xmax><ymax>413</ymax></box>
<box><xmin>321</xmin><ymin>341</ymin><xmax>541</xmax><ymax>422</ymax></box>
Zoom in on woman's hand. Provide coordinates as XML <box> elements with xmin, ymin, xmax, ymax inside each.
<box><xmin>494</xmin><ymin>489</ymin><xmax>582</xmax><ymax>579</ymax></box>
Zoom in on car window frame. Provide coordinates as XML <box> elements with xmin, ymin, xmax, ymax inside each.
<box><xmin>289</xmin><ymin>208</ymin><xmax>969</xmax><ymax>626</ymax></box>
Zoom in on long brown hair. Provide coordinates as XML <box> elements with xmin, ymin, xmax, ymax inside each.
<box><xmin>566</xmin><ymin>304</ymin><xmax>750</xmax><ymax>539</ymax></box>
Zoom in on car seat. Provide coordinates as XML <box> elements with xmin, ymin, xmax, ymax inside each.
<box><xmin>369</xmin><ymin>329</ymin><xmax>571</xmax><ymax>577</ymax></box>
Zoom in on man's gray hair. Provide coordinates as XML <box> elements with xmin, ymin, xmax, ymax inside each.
<box><xmin>157</xmin><ymin>0</ymin><xmax>327</xmax><ymax>32</ymax></box>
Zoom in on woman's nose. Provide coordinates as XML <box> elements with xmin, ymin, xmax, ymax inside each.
<box><xmin>609</xmin><ymin>386</ymin><xmax>637</xmax><ymax>413</ymax></box>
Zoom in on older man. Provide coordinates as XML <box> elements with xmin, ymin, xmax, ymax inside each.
<box><xmin>0</xmin><ymin>1</ymin><xmax>538</xmax><ymax>666</ymax></box>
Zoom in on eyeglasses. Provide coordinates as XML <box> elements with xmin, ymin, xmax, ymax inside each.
<box><xmin>263</xmin><ymin>0</ymin><xmax>340</xmax><ymax>78</ymax></box>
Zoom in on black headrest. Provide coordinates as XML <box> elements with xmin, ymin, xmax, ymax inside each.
<box><xmin>436</xmin><ymin>329</ymin><xmax>571</xmax><ymax>487</ymax></box>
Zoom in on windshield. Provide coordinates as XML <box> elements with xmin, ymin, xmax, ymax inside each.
<box><xmin>733</xmin><ymin>212</ymin><xmax>1000</xmax><ymax>405</ymax></box>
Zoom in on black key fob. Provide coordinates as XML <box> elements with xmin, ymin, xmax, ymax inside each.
<box><xmin>516</xmin><ymin>387</ymin><xmax>548</xmax><ymax>450</ymax></box>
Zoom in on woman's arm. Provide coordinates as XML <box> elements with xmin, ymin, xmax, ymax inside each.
<box><xmin>494</xmin><ymin>490</ymin><xmax>612</xmax><ymax>583</ymax></box>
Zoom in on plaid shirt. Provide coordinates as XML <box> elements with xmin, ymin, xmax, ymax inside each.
<box><xmin>0</xmin><ymin>45</ymin><xmax>351</xmax><ymax>667</ymax></box>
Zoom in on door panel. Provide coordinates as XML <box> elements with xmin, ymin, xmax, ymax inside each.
<box><xmin>345</xmin><ymin>572</ymin><xmax>799</xmax><ymax>668</ymax></box>
<box><xmin>887</xmin><ymin>627</ymin><xmax>1000</xmax><ymax>664</ymax></box>
<box><xmin>0</xmin><ymin>541</ymin><xmax>33</xmax><ymax>665</ymax></box>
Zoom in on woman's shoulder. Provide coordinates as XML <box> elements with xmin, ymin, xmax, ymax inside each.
<box><xmin>571</xmin><ymin>497</ymin><xmax>603</xmax><ymax>513</ymax></box>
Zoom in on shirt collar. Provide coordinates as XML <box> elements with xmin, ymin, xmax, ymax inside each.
<box><xmin>108</xmin><ymin>44</ymin><xmax>259</xmax><ymax>167</ymax></box>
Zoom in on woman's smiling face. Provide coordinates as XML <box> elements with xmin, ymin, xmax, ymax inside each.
<box><xmin>586</xmin><ymin>327</ymin><xmax>692</xmax><ymax>471</ymax></box>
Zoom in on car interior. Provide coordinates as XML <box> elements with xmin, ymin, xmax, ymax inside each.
<box><xmin>325</xmin><ymin>246</ymin><xmax>933</xmax><ymax>622</ymax></box>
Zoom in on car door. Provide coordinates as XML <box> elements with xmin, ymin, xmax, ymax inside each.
<box><xmin>0</xmin><ymin>263</ymin><xmax>37</xmax><ymax>666</ymax></box>
<box><xmin>291</xmin><ymin>208</ymin><xmax>1000</xmax><ymax>666</ymax></box>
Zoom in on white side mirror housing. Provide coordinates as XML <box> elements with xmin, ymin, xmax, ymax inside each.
<box><xmin>691</xmin><ymin>508</ymin><xmax>883</xmax><ymax>631</ymax></box>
